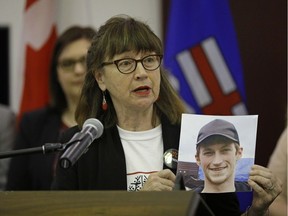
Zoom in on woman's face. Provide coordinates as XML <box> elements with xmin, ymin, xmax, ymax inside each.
<box><xmin>96</xmin><ymin>51</ymin><xmax>161</xmax><ymax>114</ymax></box>
<box><xmin>57</xmin><ymin>38</ymin><xmax>91</xmax><ymax>102</ymax></box>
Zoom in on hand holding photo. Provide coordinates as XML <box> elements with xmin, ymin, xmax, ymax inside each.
<box><xmin>177</xmin><ymin>114</ymin><xmax>258</xmax><ymax>193</ymax></box>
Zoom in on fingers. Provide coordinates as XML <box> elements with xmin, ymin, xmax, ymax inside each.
<box><xmin>249</xmin><ymin>165</ymin><xmax>273</xmax><ymax>191</ymax></box>
<box><xmin>249</xmin><ymin>165</ymin><xmax>282</xmax><ymax>195</ymax></box>
<box><xmin>157</xmin><ymin>169</ymin><xmax>176</xmax><ymax>182</ymax></box>
<box><xmin>141</xmin><ymin>169</ymin><xmax>176</xmax><ymax>191</ymax></box>
<box><xmin>247</xmin><ymin>165</ymin><xmax>283</xmax><ymax>213</ymax></box>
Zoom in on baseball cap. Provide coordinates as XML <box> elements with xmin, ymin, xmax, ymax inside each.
<box><xmin>196</xmin><ymin>119</ymin><xmax>239</xmax><ymax>145</ymax></box>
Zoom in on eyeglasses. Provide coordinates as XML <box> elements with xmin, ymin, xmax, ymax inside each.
<box><xmin>58</xmin><ymin>56</ymin><xmax>86</xmax><ymax>72</ymax></box>
<box><xmin>102</xmin><ymin>54</ymin><xmax>163</xmax><ymax>74</ymax></box>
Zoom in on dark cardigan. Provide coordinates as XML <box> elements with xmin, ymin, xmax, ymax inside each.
<box><xmin>51</xmin><ymin>115</ymin><xmax>181</xmax><ymax>190</ymax></box>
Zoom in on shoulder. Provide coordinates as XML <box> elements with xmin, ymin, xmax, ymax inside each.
<box><xmin>0</xmin><ymin>105</ymin><xmax>15</xmax><ymax>138</ymax></box>
<box><xmin>21</xmin><ymin>106</ymin><xmax>60</xmax><ymax>124</ymax></box>
<box><xmin>18</xmin><ymin>107</ymin><xmax>61</xmax><ymax>133</ymax></box>
<box><xmin>161</xmin><ymin>114</ymin><xmax>181</xmax><ymax>134</ymax></box>
<box><xmin>274</xmin><ymin>127</ymin><xmax>287</xmax><ymax>152</ymax></box>
<box><xmin>0</xmin><ymin>105</ymin><xmax>16</xmax><ymax>127</ymax></box>
<box><xmin>22</xmin><ymin>106</ymin><xmax>58</xmax><ymax>119</ymax></box>
<box><xmin>0</xmin><ymin>105</ymin><xmax>15</xmax><ymax>125</ymax></box>
<box><xmin>161</xmin><ymin>114</ymin><xmax>181</xmax><ymax>150</ymax></box>
<box><xmin>0</xmin><ymin>104</ymin><xmax>14</xmax><ymax>116</ymax></box>
<box><xmin>269</xmin><ymin>128</ymin><xmax>287</xmax><ymax>164</ymax></box>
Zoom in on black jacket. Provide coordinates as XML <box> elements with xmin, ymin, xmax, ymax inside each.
<box><xmin>52</xmin><ymin>115</ymin><xmax>181</xmax><ymax>190</ymax></box>
<box><xmin>6</xmin><ymin>107</ymin><xmax>62</xmax><ymax>190</ymax></box>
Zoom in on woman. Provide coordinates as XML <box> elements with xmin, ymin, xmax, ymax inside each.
<box><xmin>53</xmin><ymin>15</ymin><xmax>185</xmax><ymax>192</ymax></box>
<box><xmin>6</xmin><ymin>26</ymin><xmax>96</xmax><ymax>190</ymax></box>
<box><xmin>52</xmin><ymin>15</ymin><xmax>281</xmax><ymax>216</ymax></box>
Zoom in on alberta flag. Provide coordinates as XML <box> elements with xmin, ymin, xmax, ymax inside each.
<box><xmin>164</xmin><ymin>0</ymin><xmax>248</xmax><ymax>115</ymax></box>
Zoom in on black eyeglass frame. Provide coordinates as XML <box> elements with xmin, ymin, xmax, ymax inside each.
<box><xmin>101</xmin><ymin>54</ymin><xmax>163</xmax><ymax>74</ymax></box>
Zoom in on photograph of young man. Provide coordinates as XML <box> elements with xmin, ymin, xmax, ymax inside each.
<box><xmin>194</xmin><ymin>119</ymin><xmax>251</xmax><ymax>193</ymax></box>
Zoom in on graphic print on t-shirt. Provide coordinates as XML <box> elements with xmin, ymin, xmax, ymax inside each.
<box><xmin>127</xmin><ymin>172</ymin><xmax>148</xmax><ymax>191</ymax></box>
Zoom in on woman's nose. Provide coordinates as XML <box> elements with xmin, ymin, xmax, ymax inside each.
<box><xmin>74</xmin><ymin>62</ymin><xmax>86</xmax><ymax>74</ymax></box>
<box><xmin>134</xmin><ymin>62</ymin><xmax>148</xmax><ymax>79</ymax></box>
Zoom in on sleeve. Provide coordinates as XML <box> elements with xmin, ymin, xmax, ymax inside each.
<box><xmin>267</xmin><ymin>127</ymin><xmax>287</xmax><ymax>207</ymax></box>
<box><xmin>0</xmin><ymin>108</ymin><xmax>16</xmax><ymax>190</ymax></box>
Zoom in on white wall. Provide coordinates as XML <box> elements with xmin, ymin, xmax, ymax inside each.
<box><xmin>0</xmin><ymin>0</ymin><xmax>162</xmax><ymax>113</ymax></box>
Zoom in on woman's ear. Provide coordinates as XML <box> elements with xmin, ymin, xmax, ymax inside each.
<box><xmin>94</xmin><ymin>71</ymin><xmax>106</xmax><ymax>91</ymax></box>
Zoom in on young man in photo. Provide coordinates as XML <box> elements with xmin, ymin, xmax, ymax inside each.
<box><xmin>194</xmin><ymin>119</ymin><xmax>251</xmax><ymax>193</ymax></box>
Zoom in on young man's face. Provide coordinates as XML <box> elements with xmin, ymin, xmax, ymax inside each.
<box><xmin>196</xmin><ymin>142</ymin><xmax>242</xmax><ymax>186</ymax></box>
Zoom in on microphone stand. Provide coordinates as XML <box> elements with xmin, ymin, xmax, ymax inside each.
<box><xmin>0</xmin><ymin>140</ymin><xmax>79</xmax><ymax>159</ymax></box>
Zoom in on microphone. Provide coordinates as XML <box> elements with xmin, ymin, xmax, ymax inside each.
<box><xmin>163</xmin><ymin>149</ymin><xmax>186</xmax><ymax>190</ymax></box>
<box><xmin>59</xmin><ymin>118</ymin><xmax>104</xmax><ymax>169</ymax></box>
<box><xmin>163</xmin><ymin>148</ymin><xmax>178</xmax><ymax>169</ymax></box>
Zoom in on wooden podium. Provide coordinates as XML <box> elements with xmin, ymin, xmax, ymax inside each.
<box><xmin>0</xmin><ymin>191</ymin><xmax>200</xmax><ymax>215</ymax></box>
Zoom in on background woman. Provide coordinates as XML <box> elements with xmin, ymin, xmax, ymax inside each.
<box><xmin>6</xmin><ymin>26</ymin><xmax>96</xmax><ymax>190</ymax></box>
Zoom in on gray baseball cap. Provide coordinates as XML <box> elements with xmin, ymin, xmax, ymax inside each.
<box><xmin>196</xmin><ymin>119</ymin><xmax>239</xmax><ymax>145</ymax></box>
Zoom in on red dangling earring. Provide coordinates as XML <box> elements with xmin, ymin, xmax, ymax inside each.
<box><xmin>102</xmin><ymin>91</ymin><xmax>108</xmax><ymax>111</ymax></box>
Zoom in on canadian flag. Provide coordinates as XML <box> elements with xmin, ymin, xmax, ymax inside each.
<box><xmin>18</xmin><ymin>0</ymin><xmax>57</xmax><ymax>119</ymax></box>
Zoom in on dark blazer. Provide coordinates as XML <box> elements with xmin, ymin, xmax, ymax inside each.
<box><xmin>52</xmin><ymin>115</ymin><xmax>181</xmax><ymax>190</ymax></box>
<box><xmin>6</xmin><ymin>107</ymin><xmax>62</xmax><ymax>190</ymax></box>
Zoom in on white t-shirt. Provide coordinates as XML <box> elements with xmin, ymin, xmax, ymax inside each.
<box><xmin>117</xmin><ymin>125</ymin><xmax>163</xmax><ymax>191</ymax></box>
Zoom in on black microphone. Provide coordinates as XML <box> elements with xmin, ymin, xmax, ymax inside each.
<box><xmin>59</xmin><ymin>118</ymin><xmax>103</xmax><ymax>169</ymax></box>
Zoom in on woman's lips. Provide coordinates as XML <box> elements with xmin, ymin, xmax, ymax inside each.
<box><xmin>133</xmin><ymin>86</ymin><xmax>151</xmax><ymax>95</ymax></box>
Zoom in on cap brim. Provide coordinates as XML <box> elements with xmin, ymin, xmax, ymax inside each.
<box><xmin>196</xmin><ymin>133</ymin><xmax>239</xmax><ymax>145</ymax></box>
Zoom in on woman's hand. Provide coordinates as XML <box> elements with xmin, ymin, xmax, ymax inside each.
<box><xmin>245</xmin><ymin>165</ymin><xmax>282</xmax><ymax>216</ymax></box>
<box><xmin>140</xmin><ymin>169</ymin><xmax>176</xmax><ymax>191</ymax></box>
